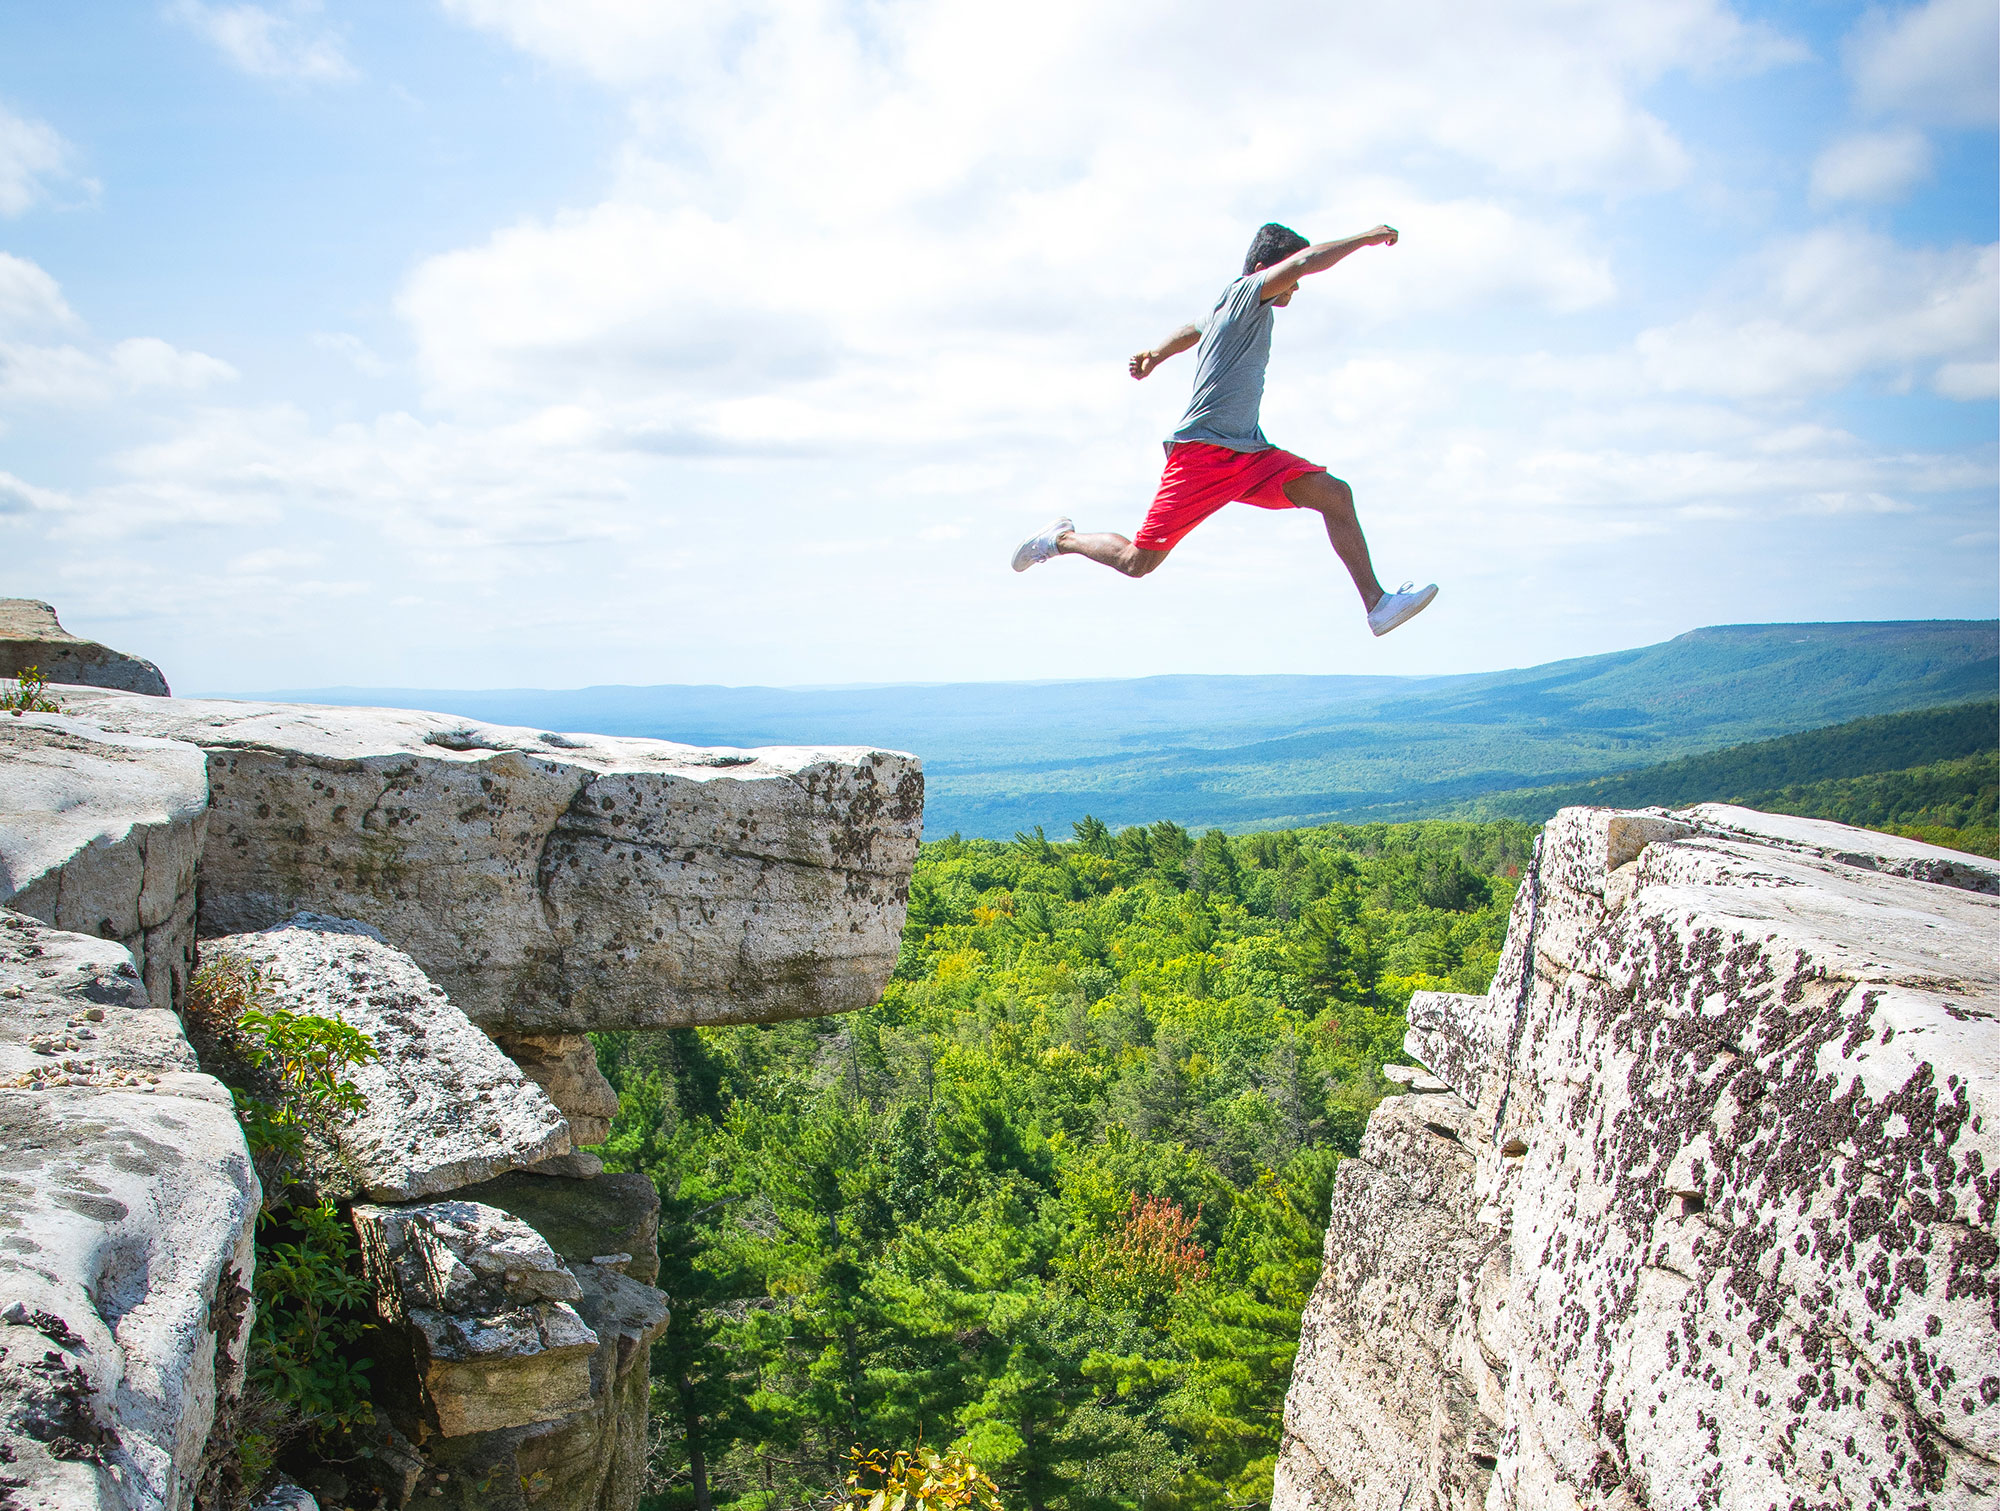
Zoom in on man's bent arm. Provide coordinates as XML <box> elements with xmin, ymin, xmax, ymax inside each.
<box><xmin>1131</xmin><ymin>323</ymin><xmax>1201</xmax><ymax>380</ymax></box>
<box><xmin>1259</xmin><ymin>225</ymin><xmax>1398</xmax><ymax>299</ymax></box>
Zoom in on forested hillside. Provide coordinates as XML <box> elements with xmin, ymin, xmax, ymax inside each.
<box><xmin>1463</xmin><ymin>700</ymin><xmax>1996</xmax><ymax>825</ymax></box>
<box><xmin>597</xmin><ymin>818</ymin><xmax>1533</xmax><ymax>1510</ymax></box>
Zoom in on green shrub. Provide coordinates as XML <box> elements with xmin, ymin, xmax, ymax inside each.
<box><xmin>0</xmin><ymin>665</ymin><xmax>60</xmax><ymax>715</ymax></box>
<box><xmin>186</xmin><ymin>952</ymin><xmax>380</xmax><ymax>1508</ymax></box>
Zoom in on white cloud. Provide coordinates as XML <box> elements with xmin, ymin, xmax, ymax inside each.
<box><xmin>446</xmin><ymin>0</ymin><xmax>1790</xmax><ymax>195</ymax></box>
<box><xmin>0</xmin><ymin>258</ymin><xmax>236</xmax><ymax>404</ymax></box>
<box><xmin>1634</xmin><ymin>230</ymin><xmax>1998</xmax><ymax>400</ymax></box>
<box><xmin>1809</xmin><ymin>126</ymin><xmax>1933</xmax><ymax>203</ymax></box>
<box><xmin>168</xmin><ymin>1</ymin><xmax>356</xmax><ymax>83</ymax></box>
<box><xmin>1848</xmin><ymin>0</ymin><xmax>1999</xmax><ymax>126</ymax></box>
<box><xmin>1934</xmin><ymin>361</ymin><xmax>2000</xmax><ymax>400</ymax></box>
<box><xmin>0</xmin><ymin>104</ymin><xmax>89</xmax><ymax>217</ymax></box>
<box><xmin>0</xmin><ymin>253</ymin><xmax>77</xmax><ymax>332</ymax></box>
<box><xmin>109</xmin><ymin>338</ymin><xmax>239</xmax><ymax>390</ymax></box>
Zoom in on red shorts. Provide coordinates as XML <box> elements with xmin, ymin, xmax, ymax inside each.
<box><xmin>1132</xmin><ymin>441</ymin><xmax>1326</xmax><ymax>553</ymax></box>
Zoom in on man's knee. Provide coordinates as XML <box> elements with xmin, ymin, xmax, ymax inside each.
<box><xmin>1124</xmin><ymin>549</ymin><xmax>1167</xmax><ymax>578</ymax></box>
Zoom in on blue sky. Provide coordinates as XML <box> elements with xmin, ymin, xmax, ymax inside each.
<box><xmin>1</xmin><ymin>0</ymin><xmax>1994</xmax><ymax>693</ymax></box>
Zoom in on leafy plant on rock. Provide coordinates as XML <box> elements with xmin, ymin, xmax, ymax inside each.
<box><xmin>186</xmin><ymin>951</ymin><xmax>379</xmax><ymax>1509</ymax></box>
<box><xmin>0</xmin><ymin>665</ymin><xmax>60</xmax><ymax>715</ymax></box>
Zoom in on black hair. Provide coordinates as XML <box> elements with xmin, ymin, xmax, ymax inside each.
<box><xmin>1244</xmin><ymin>222</ymin><xmax>1310</xmax><ymax>275</ymax></box>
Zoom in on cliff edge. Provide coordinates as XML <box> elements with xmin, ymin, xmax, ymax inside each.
<box><xmin>1274</xmin><ymin>805</ymin><xmax>1999</xmax><ymax>1510</ymax></box>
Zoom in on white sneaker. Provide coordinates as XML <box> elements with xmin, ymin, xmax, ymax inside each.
<box><xmin>1367</xmin><ymin>581</ymin><xmax>1437</xmax><ymax>637</ymax></box>
<box><xmin>1011</xmin><ymin>517</ymin><xmax>1074</xmax><ymax>572</ymax></box>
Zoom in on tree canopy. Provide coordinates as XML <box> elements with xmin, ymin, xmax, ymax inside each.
<box><xmin>599</xmin><ymin>816</ymin><xmax>1533</xmax><ymax>1510</ymax></box>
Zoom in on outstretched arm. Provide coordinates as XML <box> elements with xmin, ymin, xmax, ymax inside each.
<box><xmin>1259</xmin><ymin>225</ymin><xmax>1398</xmax><ymax>299</ymax></box>
<box><xmin>1130</xmin><ymin>323</ymin><xmax>1201</xmax><ymax>380</ymax></box>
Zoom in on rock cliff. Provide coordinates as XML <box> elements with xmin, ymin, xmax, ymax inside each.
<box><xmin>0</xmin><ymin>602</ymin><xmax>170</xmax><ymax>699</ymax></box>
<box><xmin>0</xmin><ymin>621</ymin><xmax>922</xmax><ymax>1511</ymax></box>
<box><xmin>1274</xmin><ymin>805</ymin><xmax>2000</xmax><ymax>1511</ymax></box>
<box><xmin>60</xmin><ymin>689</ymin><xmax>921</xmax><ymax>1034</ymax></box>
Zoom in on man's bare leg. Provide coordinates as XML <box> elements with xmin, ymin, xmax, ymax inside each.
<box><xmin>1055</xmin><ymin>529</ymin><xmax>1168</xmax><ymax>579</ymax></box>
<box><xmin>1283</xmin><ymin>471</ymin><xmax>1384</xmax><ymax>609</ymax></box>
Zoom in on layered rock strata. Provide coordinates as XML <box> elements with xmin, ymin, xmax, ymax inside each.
<box><xmin>0</xmin><ymin>715</ymin><xmax>208</xmax><ymax>1013</ymax></box>
<box><xmin>354</xmin><ymin>1173</ymin><xmax>669</xmax><ymax>1511</ymax></box>
<box><xmin>0</xmin><ymin>600</ymin><xmax>170</xmax><ymax>698</ymax></box>
<box><xmin>1274</xmin><ymin>807</ymin><xmax>2000</xmax><ymax>1511</ymax></box>
<box><xmin>0</xmin><ymin>911</ymin><xmax>260</xmax><ymax>1510</ymax></box>
<box><xmin>208</xmin><ymin>916</ymin><xmax>573</xmax><ymax>1201</ymax></box>
<box><xmin>58</xmin><ymin>689</ymin><xmax>924</xmax><ymax>1034</ymax></box>
<box><xmin>352</xmin><ymin>1200</ymin><xmax>601</xmax><ymax>1438</ymax></box>
<box><xmin>488</xmin><ymin>1033</ymin><xmax>620</xmax><ymax>1148</ymax></box>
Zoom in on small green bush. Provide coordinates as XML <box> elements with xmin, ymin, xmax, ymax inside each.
<box><xmin>0</xmin><ymin>665</ymin><xmax>60</xmax><ymax>715</ymax></box>
<box><xmin>186</xmin><ymin>952</ymin><xmax>379</xmax><ymax>1509</ymax></box>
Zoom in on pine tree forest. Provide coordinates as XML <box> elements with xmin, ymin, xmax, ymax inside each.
<box><xmin>598</xmin><ymin>817</ymin><xmax>1538</xmax><ymax>1511</ymax></box>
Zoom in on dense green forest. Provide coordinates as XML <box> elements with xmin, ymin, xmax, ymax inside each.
<box><xmin>1733</xmin><ymin>751</ymin><xmax>1998</xmax><ymax>857</ymax></box>
<box><xmin>1463</xmin><ymin>700</ymin><xmax>1999</xmax><ymax>853</ymax></box>
<box><xmin>595</xmin><ymin>817</ymin><xmax>1534</xmax><ymax>1510</ymax></box>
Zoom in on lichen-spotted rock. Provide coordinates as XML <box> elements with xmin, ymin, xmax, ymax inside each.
<box><xmin>1275</xmin><ymin>806</ymin><xmax>2000</xmax><ymax>1511</ymax></box>
<box><xmin>0</xmin><ymin>911</ymin><xmax>258</xmax><ymax>1511</ymax></box>
<box><xmin>58</xmin><ymin>690</ymin><xmax>923</xmax><ymax>1034</ymax></box>
<box><xmin>207</xmin><ymin>915</ymin><xmax>572</xmax><ymax>1201</ymax></box>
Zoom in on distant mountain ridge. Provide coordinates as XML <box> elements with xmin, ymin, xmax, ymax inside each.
<box><xmin>236</xmin><ymin>619</ymin><xmax>1997</xmax><ymax>837</ymax></box>
<box><xmin>1458</xmin><ymin>700</ymin><xmax>1998</xmax><ymax>822</ymax></box>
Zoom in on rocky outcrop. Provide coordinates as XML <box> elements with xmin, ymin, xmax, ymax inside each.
<box><xmin>354</xmin><ymin>1172</ymin><xmax>669</xmax><ymax>1511</ymax></box>
<box><xmin>208</xmin><ymin>916</ymin><xmax>573</xmax><ymax>1201</ymax></box>
<box><xmin>0</xmin><ymin>608</ymin><xmax>923</xmax><ymax>1511</ymax></box>
<box><xmin>487</xmin><ymin>1033</ymin><xmax>620</xmax><ymax>1148</ymax></box>
<box><xmin>58</xmin><ymin>689</ymin><xmax>924</xmax><ymax>1035</ymax></box>
<box><xmin>0</xmin><ymin>911</ymin><xmax>260</xmax><ymax>1510</ymax></box>
<box><xmin>1275</xmin><ymin>807</ymin><xmax>2000</xmax><ymax>1511</ymax></box>
<box><xmin>352</xmin><ymin>1200</ymin><xmax>601</xmax><ymax>1438</ymax></box>
<box><xmin>0</xmin><ymin>714</ymin><xmax>207</xmax><ymax>1012</ymax></box>
<box><xmin>0</xmin><ymin>600</ymin><xmax>171</xmax><ymax>697</ymax></box>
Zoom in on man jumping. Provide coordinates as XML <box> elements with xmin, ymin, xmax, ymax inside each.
<box><xmin>1011</xmin><ymin>222</ymin><xmax>1437</xmax><ymax>638</ymax></box>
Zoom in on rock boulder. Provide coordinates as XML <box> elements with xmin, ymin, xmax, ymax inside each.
<box><xmin>58</xmin><ymin>690</ymin><xmax>924</xmax><ymax>1034</ymax></box>
<box><xmin>351</xmin><ymin>1200</ymin><xmax>598</xmax><ymax>1439</ymax></box>
<box><xmin>1275</xmin><ymin>807</ymin><xmax>2000</xmax><ymax>1511</ymax></box>
<box><xmin>0</xmin><ymin>599</ymin><xmax>170</xmax><ymax>697</ymax></box>
<box><xmin>207</xmin><ymin>916</ymin><xmax>573</xmax><ymax>1201</ymax></box>
<box><xmin>0</xmin><ymin>714</ymin><xmax>208</xmax><ymax>1012</ymax></box>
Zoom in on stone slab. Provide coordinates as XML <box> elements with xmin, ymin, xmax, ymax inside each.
<box><xmin>487</xmin><ymin>1033</ymin><xmax>619</xmax><ymax>1148</ymax></box>
<box><xmin>1679</xmin><ymin>800</ymin><xmax>2000</xmax><ymax>894</ymax></box>
<box><xmin>0</xmin><ymin>714</ymin><xmax>208</xmax><ymax>1012</ymax></box>
<box><xmin>208</xmin><ymin>916</ymin><xmax>571</xmax><ymax>1202</ymax></box>
<box><xmin>0</xmin><ymin>600</ymin><xmax>170</xmax><ymax>697</ymax></box>
<box><xmin>0</xmin><ymin>911</ymin><xmax>259</xmax><ymax>1511</ymax></box>
<box><xmin>58</xmin><ymin>690</ymin><xmax>923</xmax><ymax>1034</ymax></box>
<box><xmin>450</xmin><ymin>1170</ymin><xmax>661</xmax><ymax>1287</ymax></box>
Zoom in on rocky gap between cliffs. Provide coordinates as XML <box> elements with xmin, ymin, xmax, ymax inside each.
<box><xmin>3</xmin><ymin>600</ymin><xmax>1996</xmax><ymax>1511</ymax></box>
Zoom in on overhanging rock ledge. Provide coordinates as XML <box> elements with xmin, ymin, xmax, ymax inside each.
<box><xmin>58</xmin><ymin>688</ymin><xmax>924</xmax><ymax>1035</ymax></box>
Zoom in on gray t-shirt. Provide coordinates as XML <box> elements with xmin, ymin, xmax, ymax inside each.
<box><xmin>1170</xmin><ymin>273</ymin><xmax>1274</xmax><ymax>452</ymax></box>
